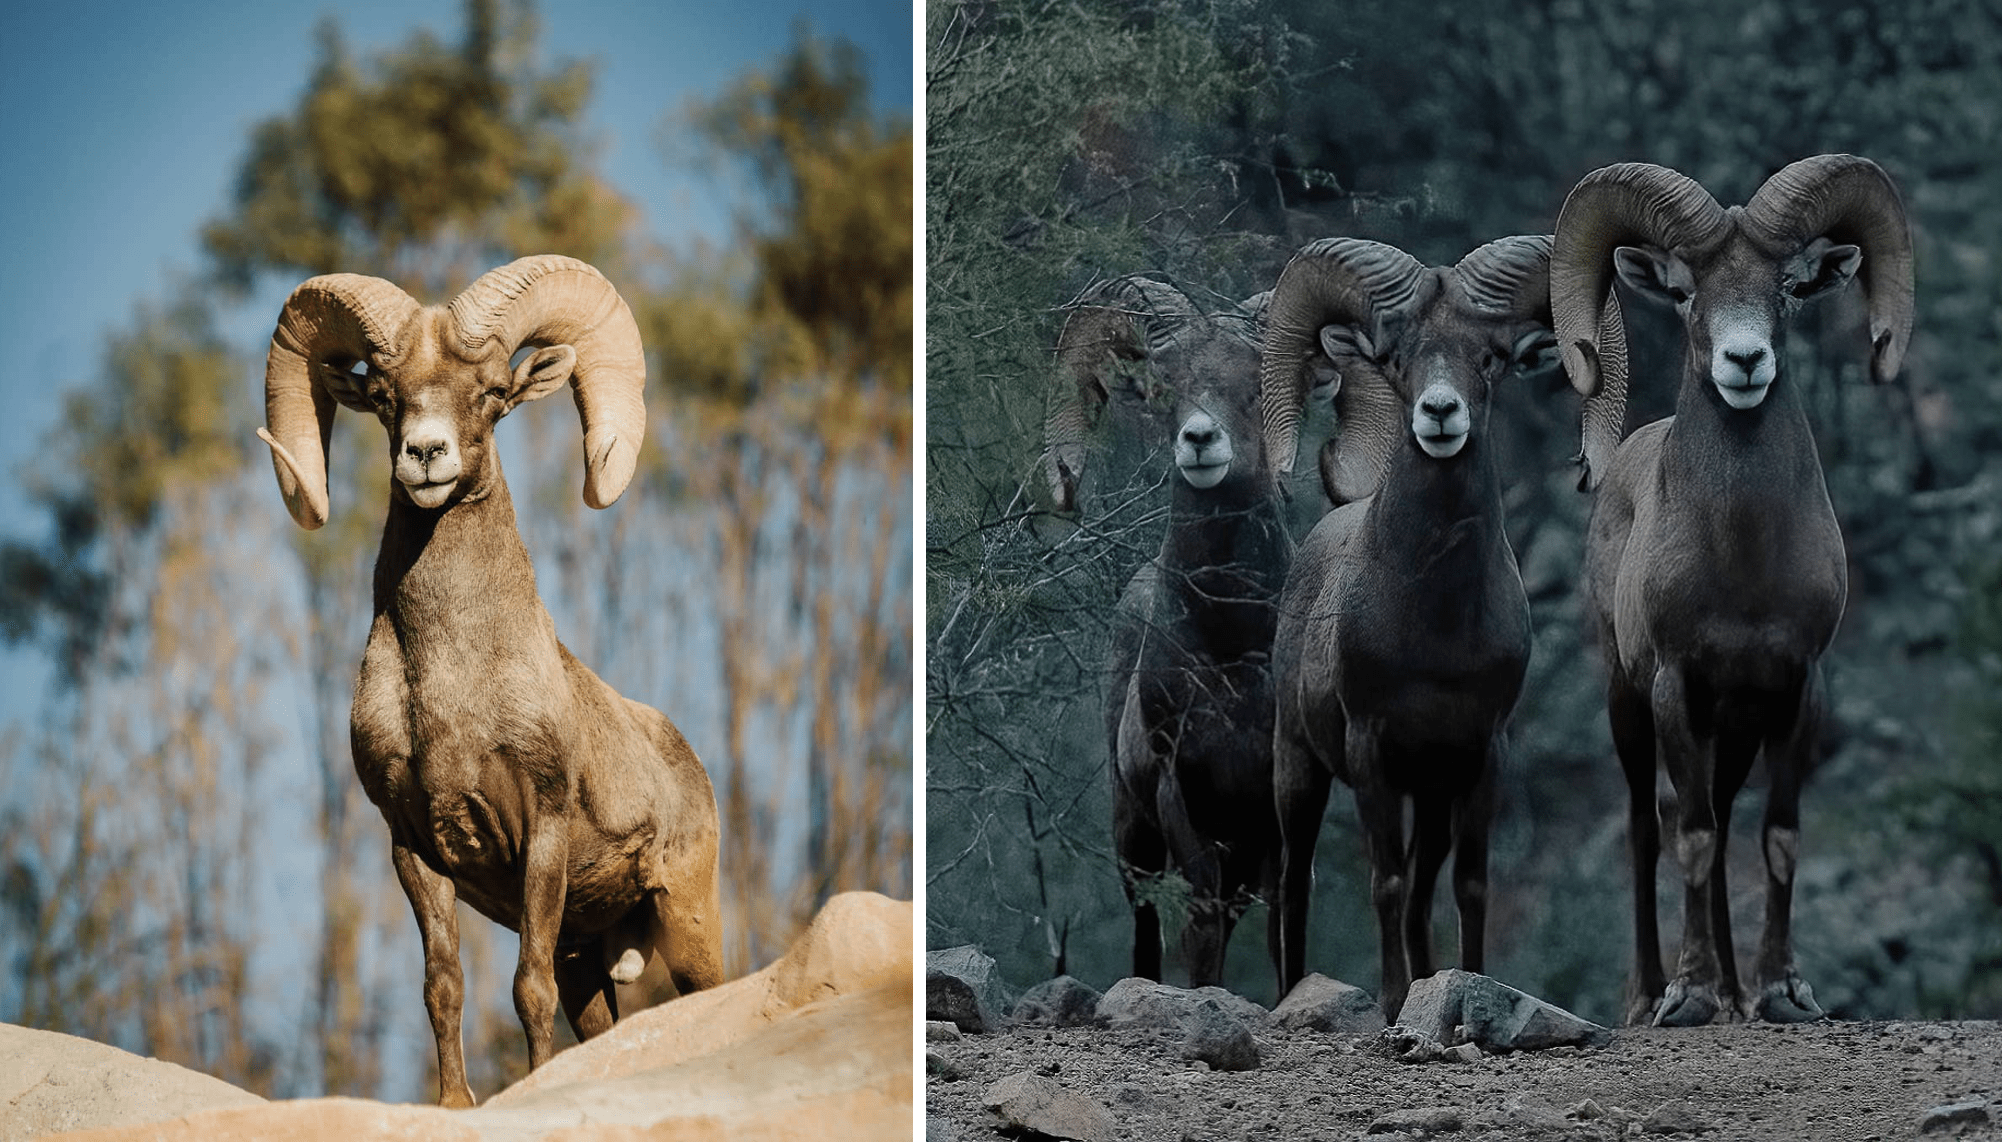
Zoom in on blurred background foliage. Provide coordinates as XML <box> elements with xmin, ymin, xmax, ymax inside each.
<box><xmin>0</xmin><ymin>0</ymin><xmax>909</xmax><ymax>1101</ymax></box>
<box><xmin>925</xmin><ymin>0</ymin><xmax>2002</xmax><ymax>1026</ymax></box>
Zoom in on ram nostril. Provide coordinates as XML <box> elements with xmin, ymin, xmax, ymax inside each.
<box><xmin>1183</xmin><ymin>426</ymin><xmax>1217</xmax><ymax>447</ymax></box>
<box><xmin>1420</xmin><ymin>396</ymin><xmax>1460</xmax><ymax>419</ymax></box>
<box><xmin>1725</xmin><ymin>348</ymin><xmax>1766</xmax><ymax>373</ymax></box>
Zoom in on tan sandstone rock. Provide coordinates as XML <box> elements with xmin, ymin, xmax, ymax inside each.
<box><xmin>0</xmin><ymin>1023</ymin><xmax>266</xmax><ymax>1138</ymax></box>
<box><xmin>40</xmin><ymin>890</ymin><xmax>913</xmax><ymax>1141</ymax></box>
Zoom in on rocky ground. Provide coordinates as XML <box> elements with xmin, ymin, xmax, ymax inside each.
<box><xmin>924</xmin><ymin>954</ymin><xmax>2002</xmax><ymax>1141</ymax></box>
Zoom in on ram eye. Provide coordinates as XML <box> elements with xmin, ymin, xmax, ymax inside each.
<box><xmin>1665</xmin><ymin>283</ymin><xmax>1694</xmax><ymax>304</ymax></box>
<box><xmin>484</xmin><ymin>386</ymin><xmax>509</xmax><ymax>403</ymax></box>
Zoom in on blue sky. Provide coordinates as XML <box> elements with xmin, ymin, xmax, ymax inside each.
<box><xmin>0</xmin><ymin>0</ymin><xmax>913</xmax><ymax>714</ymax></box>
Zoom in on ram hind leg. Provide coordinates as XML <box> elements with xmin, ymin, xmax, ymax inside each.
<box><xmin>391</xmin><ymin>837</ymin><xmax>475</xmax><ymax>1107</ymax></box>
<box><xmin>1273</xmin><ymin>698</ymin><xmax>1336</xmax><ymax>998</ymax></box>
<box><xmin>1115</xmin><ymin>785</ymin><xmax>1168</xmax><ymax>982</ymax></box>
<box><xmin>1751</xmin><ymin>671</ymin><xmax>1825</xmax><ymax>1023</ymax></box>
<box><xmin>554</xmin><ymin>934</ymin><xmax>619</xmax><ymax>1040</ymax></box>
<box><xmin>1610</xmin><ymin>678</ymin><xmax>1667</xmax><ymax>1025</ymax></box>
<box><xmin>1450</xmin><ymin>748</ymin><xmax>1498</xmax><ymax>975</ymax></box>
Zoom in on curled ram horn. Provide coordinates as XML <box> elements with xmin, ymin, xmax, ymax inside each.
<box><xmin>1260</xmin><ymin>238</ymin><xmax>1429</xmax><ymax>504</ymax></box>
<box><xmin>448</xmin><ymin>255</ymin><xmax>648</xmax><ymax>509</ymax></box>
<box><xmin>260</xmin><ymin>275</ymin><xmax>422</xmax><ymax>529</ymax></box>
<box><xmin>1741</xmin><ymin>153</ymin><xmax>1914</xmax><ymax>385</ymax></box>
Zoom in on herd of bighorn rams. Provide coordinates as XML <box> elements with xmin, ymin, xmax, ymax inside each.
<box><xmin>1047</xmin><ymin>154</ymin><xmax>1914</xmax><ymax>1029</ymax></box>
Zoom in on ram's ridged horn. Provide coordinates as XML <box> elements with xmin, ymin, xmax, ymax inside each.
<box><xmin>1260</xmin><ymin>238</ymin><xmax>1428</xmax><ymax>503</ymax></box>
<box><xmin>1742</xmin><ymin>153</ymin><xmax>1915</xmax><ymax>384</ymax></box>
<box><xmin>448</xmin><ymin>255</ymin><xmax>647</xmax><ymax>509</ymax></box>
<box><xmin>1041</xmin><ymin>277</ymin><xmax>1195</xmax><ymax>511</ymax></box>
<box><xmin>1044</xmin><ymin>306</ymin><xmax>1140</xmax><ymax>512</ymax></box>
<box><xmin>1550</xmin><ymin>163</ymin><xmax>1729</xmax><ymax>400</ymax></box>
<box><xmin>1452</xmin><ymin>234</ymin><xmax>1554</xmax><ymax>320</ymax></box>
<box><xmin>1575</xmin><ymin>290</ymin><xmax>1630</xmax><ymax>491</ymax></box>
<box><xmin>260</xmin><ymin>275</ymin><xmax>421</xmax><ymax>529</ymax></box>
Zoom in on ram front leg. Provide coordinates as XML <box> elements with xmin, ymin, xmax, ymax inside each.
<box><xmin>1404</xmin><ymin>793</ymin><xmax>1452</xmax><ymax>984</ymax></box>
<box><xmin>1158</xmin><ymin>772</ymin><xmax>1229</xmax><ymax>988</ymax></box>
<box><xmin>1651</xmin><ymin>664</ymin><xmax>1725</xmax><ymax>1027</ymax></box>
<box><xmin>1272</xmin><ymin>696</ymin><xmax>1336</xmax><ymax>998</ymax></box>
<box><xmin>1752</xmin><ymin>669</ymin><xmax>1824</xmax><ymax>1023</ymax></box>
<box><xmin>1351</xmin><ymin>723</ymin><xmax>1410</xmax><ymax>1019</ymax></box>
<box><xmin>1115</xmin><ymin>690</ymin><xmax>1168</xmax><ymax>982</ymax></box>
<box><xmin>391</xmin><ymin>837</ymin><xmax>475</xmax><ymax>1108</ymax></box>
<box><xmin>515</xmin><ymin>808</ymin><xmax>570</xmax><ymax>1069</ymax></box>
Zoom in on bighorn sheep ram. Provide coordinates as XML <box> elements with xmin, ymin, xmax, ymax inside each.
<box><xmin>1551</xmin><ymin>154</ymin><xmax>1913</xmax><ymax>1026</ymax></box>
<box><xmin>258</xmin><ymin>255</ymin><xmax>723</xmax><ymax>1105</ymax></box>
<box><xmin>1265</xmin><ymin>236</ymin><xmax>1564</xmax><ymax>1017</ymax></box>
<box><xmin>1059</xmin><ymin>277</ymin><xmax>1291</xmax><ymax>987</ymax></box>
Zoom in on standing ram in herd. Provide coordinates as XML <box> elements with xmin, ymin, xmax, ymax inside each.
<box><xmin>1261</xmin><ymin>234</ymin><xmax>1565</xmax><ymax>1019</ymax></box>
<box><xmin>1038</xmin><ymin>152</ymin><xmax>1913</xmax><ymax>1028</ymax></box>
<box><xmin>1552</xmin><ymin>155</ymin><xmax>1913</xmax><ymax>1026</ymax></box>
<box><xmin>1047</xmin><ymin>276</ymin><xmax>1292</xmax><ymax>988</ymax></box>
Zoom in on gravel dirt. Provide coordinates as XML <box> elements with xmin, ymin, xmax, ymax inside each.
<box><xmin>924</xmin><ymin>1016</ymin><xmax>2002</xmax><ymax>1141</ymax></box>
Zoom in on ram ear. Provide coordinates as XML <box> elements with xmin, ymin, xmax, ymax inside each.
<box><xmin>316</xmin><ymin>359</ymin><xmax>375</xmax><ymax>411</ymax></box>
<box><xmin>1318</xmin><ymin>323</ymin><xmax>1375</xmax><ymax>364</ymax></box>
<box><xmin>1511</xmin><ymin>328</ymin><xmax>1560</xmax><ymax>378</ymax></box>
<box><xmin>507</xmin><ymin>344</ymin><xmax>578</xmax><ymax>408</ymax></box>
<box><xmin>1786</xmin><ymin>238</ymin><xmax>1863</xmax><ymax>302</ymax></box>
<box><xmin>1612</xmin><ymin>244</ymin><xmax>1694</xmax><ymax>306</ymax></box>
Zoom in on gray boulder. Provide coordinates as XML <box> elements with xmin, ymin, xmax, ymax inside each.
<box><xmin>1271</xmin><ymin>972</ymin><xmax>1385</xmax><ymax>1034</ymax></box>
<box><xmin>926</xmin><ymin>945</ymin><xmax>1011</xmax><ymax>1031</ymax></box>
<box><xmin>983</xmin><ymin>1071</ymin><xmax>1116</xmax><ymax>1142</ymax></box>
<box><xmin>1095</xmin><ymin>977</ymin><xmax>1269</xmax><ymax>1032</ymax></box>
<box><xmin>1919</xmin><ymin>1101</ymin><xmax>1992</xmax><ymax>1134</ymax></box>
<box><xmin>1399</xmin><ymin>969</ymin><xmax>1612</xmax><ymax>1051</ymax></box>
<box><xmin>1013</xmin><ymin>974</ymin><xmax>1104</xmax><ymax>1027</ymax></box>
<box><xmin>1178</xmin><ymin>999</ymin><xmax>1260</xmax><ymax>1071</ymax></box>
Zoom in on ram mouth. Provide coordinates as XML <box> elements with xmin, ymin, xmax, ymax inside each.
<box><xmin>1417</xmin><ymin>431</ymin><xmax>1467</xmax><ymax>459</ymax></box>
<box><xmin>404</xmin><ymin>479</ymin><xmax>458</xmax><ymax>508</ymax></box>
<box><xmin>1715</xmin><ymin>380</ymin><xmax>1771</xmax><ymax>410</ymax></box>
<box><xmin>1179</xmin><ymin>460</ymin><xmax>1229</xmax><ymax>489</ymax></box>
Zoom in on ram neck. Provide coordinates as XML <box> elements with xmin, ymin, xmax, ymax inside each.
<box><xmin>1365</xmin><ymin>436</ymin><xmax>1508</xmax><ymax>584</ymax></box>
<box><xmin>1332</xmin><ymin>435</ymin><xmax>1527</xmax><ymax>741</ymax></box>
<box><xmin>1659</xmin><ymin>367</ymin><xmax>1835</xmax><ymax>545</ymax></box>
<box><xmin>1160</xmin><ymin>477</ymin><xmax>1288</xmax><ymax>655</ymax></box>
<box><xmin>372</xmin><ymin>465</ymin><xmax>548</xmax><ymax>654</ymax></box>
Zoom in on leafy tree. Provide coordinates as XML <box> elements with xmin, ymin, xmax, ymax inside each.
<box><xmin>644</xmin><ymin>29</ymin><xmax>914</xmax><ymax>974</ymax></box>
